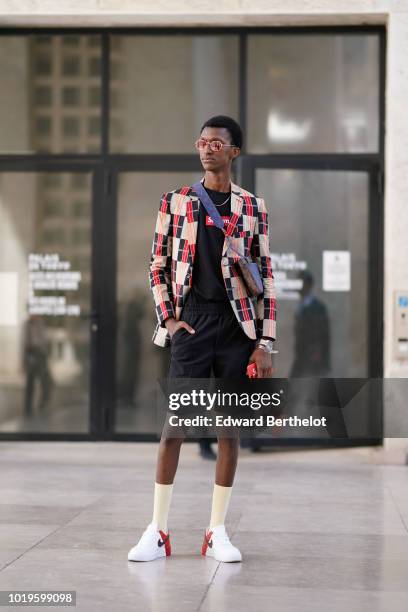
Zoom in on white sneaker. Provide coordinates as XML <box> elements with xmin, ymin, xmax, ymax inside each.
<box><xmin>128</xmin><ymin>522</ymin><xmax>171</xmax><ymax>562</ymax></box>
<box><xmin>201</xmin><ymin>524</ymin><xmax>242</xmax><ymax>562</ymax></box>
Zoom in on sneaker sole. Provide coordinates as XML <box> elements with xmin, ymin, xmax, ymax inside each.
<box><xmin>128</xmin><ymin>555</ymin><xmax>168</xmax><ymax>562</ymax></box>
<box><xmin>128</xmin><ymin>549</ymin><xmax>167</xmax><ymax>562</ymax></box>
<box><xmin>203</xmin><ymin>548</ymin><xmax>242</xmax><ymax>563</ymax></box>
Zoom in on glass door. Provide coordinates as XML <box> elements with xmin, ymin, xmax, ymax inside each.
<box><xmin>0</xmin><ymin>170</ymin><xmax>97</xmax><ymax>434</ymax></box>
<box><xmin>244</xmin><ymin>163</ymin><xmax>383</xmax><ymax>442</ymax></box>
<box><xmin>253</xmin><ymin>167</ymin><xmax>372</xmax><ymax>378</ymax></box>
<box><xmin>113</xmin><ymin>170</ymin><xmax>202</xmax><ymax>436</ymax></box>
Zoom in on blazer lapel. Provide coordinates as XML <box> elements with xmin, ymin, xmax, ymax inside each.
<box><xmin>222</xmin><ymin>182</ymin><xmax>244</xmax><ymax>256</ymax></box>
<box><xmin>186</xmin><ymin>191</ymin><xmax>200</xmax><ymax>263</ymax></box>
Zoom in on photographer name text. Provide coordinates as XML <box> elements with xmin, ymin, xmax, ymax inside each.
<box><xmin>168</xmin><ymin>415</ymin><xmax>327</xmax><ymax>428</ymax></box>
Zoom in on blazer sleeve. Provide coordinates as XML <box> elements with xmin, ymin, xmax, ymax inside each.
<box><xmin>251</xmin><ymin>197</ymin><xmax>277</xmax><ymax>341</ymax></box>
<box><xmin>148</xmin><ymin>192</ymin><xmax>176</xmax><ymax>328</ymax></box>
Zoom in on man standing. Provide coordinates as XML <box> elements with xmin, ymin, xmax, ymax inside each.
<box><xmin>128</xmin><ymin>115</ymin><xmax>277</xmax><ymax>563</ymax></box>
<box><xmin>290</xmin><ymin>270</ymin><xmax>330</xmax><ymax>378</ymax></box>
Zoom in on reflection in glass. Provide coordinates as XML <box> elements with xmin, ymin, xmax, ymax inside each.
<box><xmin>116</xmin><ymin>172</ymin><xmax>201</xmax><ymax>434</ymax></box>
<box><xmin>248</xmin><ymin>34</ymin><xmax>379</xmax><ymax>153</ymax></box>
<box><xmin>290</xmin><ymin>270</ymin><xmax>331</xmax><ymax>378</ymax></box>
<box><xmin>0</xmin><ymin>172</ymin><xmax>92</xmax><ymax>432</ymax></box>
<box><xmin>0</xmin><ymin>35</ymin><xmax>102</xmax><ymax>153</ymax></box>
<box><xmin>256</xmin><ymin>169</ymin><xmax>369</xmax><ymax>378</ymax></box>
<box><xmin>62</xmin><ymin>87</ymin><xmax>81</xmax><ymax>106</ymax></box>
<box><xmin>23</xmin><ymin>315</ymin><xmax>52</xmax><ymax>417</ymax></box>
<box><xmin>109</xmin><ymin>35</ymin><xmax>239</xmax><ymax>153</ymax></box>
<box><xmin>257</xmin><ymin>170</ymin><xmax>370</xmax><ymax>440</ymax></box>
<box><xmin>63</xmin><ymin>56</ymin><xmax>80</xmax><ymax>76</ymax></box>
<box><xmin>35</xmin><ymin>87</ymin><xmax>52</xmax><ymax>105</ymax></box>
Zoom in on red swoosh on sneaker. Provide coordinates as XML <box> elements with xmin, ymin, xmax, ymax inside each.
<box><xmin>158</xmin><ymin>530</ymin><xmax>171</xmax><ymax>556</ymax></box>
<box><xmin>201</xmin><ymin>531</ymin><xmax>213</xmax><ymax>556</ymax></box>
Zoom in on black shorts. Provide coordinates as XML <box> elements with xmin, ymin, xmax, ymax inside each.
<box><xmin>168</xmin><ymin>297</ymin><xmax>256</xmax><ymax>379</ymax></box>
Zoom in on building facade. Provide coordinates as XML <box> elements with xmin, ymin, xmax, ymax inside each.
<box><xmin>0</xmin><ymin>2</ymin><xmax>406</xmax><ymax>454</ymax></box>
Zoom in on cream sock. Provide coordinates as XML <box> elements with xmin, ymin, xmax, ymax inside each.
<box><xmin>152</xmin><ymin>482</ymin><xmax>173</xmax><ymax>533</ymax></box>
<box><xmin>209</xmin><ymin>484</ymin><xmax>233</xmax><ymax>529</ymax></box>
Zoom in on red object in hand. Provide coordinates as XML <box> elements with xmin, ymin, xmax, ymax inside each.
<box><xmin>246</xmin><ymin>362</ymin><xmax>258</xmax><ymax>378</ymax></box>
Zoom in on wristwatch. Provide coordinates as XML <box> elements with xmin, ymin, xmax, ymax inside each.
<box><xmin>256</xmin><ymin>338</ymin><xmax>275</xmax><ymax>354</ymax></box>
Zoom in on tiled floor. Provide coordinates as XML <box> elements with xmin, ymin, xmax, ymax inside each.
<box><xmin>0</xmin><ymin>442</ymin><xmax>407</xmax><ymax>611</ymax></box>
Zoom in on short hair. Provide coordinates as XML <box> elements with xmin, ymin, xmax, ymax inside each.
<box><xmin>200</xmin><ymin>115</ymin><xmax>243</xmax><ymax>149</ymax></box>
<box><xmin>299</xmin><ymin>270</ymin><xmax>314</xmax><ymax>287</ymax></box>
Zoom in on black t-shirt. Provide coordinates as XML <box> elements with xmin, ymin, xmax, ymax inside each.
<box><xmin>187</xmin><ymin>185</ymin><xmax>274</xmax><ymax>341</ymax></box>
<box><xmin>189</xmin><ymin>185</ymin><xmax>231</xmax><ymax>304</ymax></box>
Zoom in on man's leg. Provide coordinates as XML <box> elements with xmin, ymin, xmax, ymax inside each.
<box><xmin>38</xmin><ymin>354</ymin><xmax>51</xmax><ymax>411</ymax></box>
<box><xmin>201</xmin><ymin>310</ymin><xmax>256</xmax><ymax>562</ymax></box>
<box><xmin>152</xmin><ymin>435</ymin><xmax>184</xmax><ymax>533</ymax></box>
<box><xmin>202</xmin><ymin>432</ymin><xmax>242</xmax><ymax>562</ymax></box>
<box><xmin>156</xmin><ymin>436</ymin><xmax>184</xmax><ymax>485</ymax></box>
<box><xmin>24</xmin><ymin>364</ymin><xmax>36</xmax><ymax>417</ymax></box>
<box><xmin>129</xmin><ymin>308</ymin><xmax>213</xmax><ymax>562</ymax></box>
<box><xmin>209</xmin><ymin>436</ymin><xmax>238</xmax><ymax>528</ymax></box>
<box><xmin>152</xmin><ymin>308</ymin><xmax>213</xmax><ymax>530</ymax></box>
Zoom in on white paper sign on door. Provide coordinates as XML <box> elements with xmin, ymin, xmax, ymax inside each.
<box><xmin>323</xmin><ymin>251</ymin><xmax>350</xmax><ymax>292</ymax></box>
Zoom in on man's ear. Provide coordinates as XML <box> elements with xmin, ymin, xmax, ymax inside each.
<box><xmin>232</xmin><ymin>147</ymin><xmax>241</xmax><ymax>161</ymax></box>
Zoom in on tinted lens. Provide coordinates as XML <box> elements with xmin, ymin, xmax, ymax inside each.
<box><xmin>195</xmin><ymin>138</ymin><xmax>207</xmax><ymax>150</ymax></box>
<box><xmin>210</xmin><ymin>141</ymin><xmax>223</xmax><ymax>152</ymax></box>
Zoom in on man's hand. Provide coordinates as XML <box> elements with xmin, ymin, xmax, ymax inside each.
<box><xmin>165</xmin><ymin>317</ymin><xmax>195</xmax><ymax>339</ymax></box>
<box><xmin>248</xmin><ymin>347</ymin><xmax>273</xmax><ymax>378</ymax></box>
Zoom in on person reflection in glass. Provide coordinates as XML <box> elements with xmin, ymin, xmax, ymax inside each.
<box><xmin>290</xmin><ymin>269</ymin><xmax>330</xmax><ymax>378</ymax></box>
<box><xmin>23</xmin><ymin>314</ymin><xmax>52</xmax><ymax>417</ymax></box>
<box><xmin>290</xmin><ymin>269</ymin><xmax>348</xmax><ymax>438</ymax></box>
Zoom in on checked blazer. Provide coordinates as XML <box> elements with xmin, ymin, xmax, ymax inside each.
<box><xmin>149</xmin><ymin>179</ymin><xmax>277</xmax><ymax>348</ymax></box>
